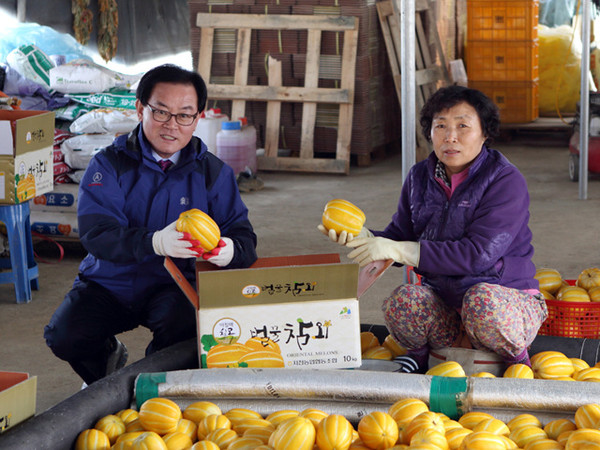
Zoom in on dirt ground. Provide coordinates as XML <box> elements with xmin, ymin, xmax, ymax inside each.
<box><xmin>1</xmin><ymin>133</ymin><xmax>599</xmax><ymax>416</ymax></box>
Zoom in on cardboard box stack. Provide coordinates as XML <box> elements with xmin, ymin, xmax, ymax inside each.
<box><xmin>188</xmin><ymin>0</ymin><xmax>401</xmax><ymax>165</ymax></box>
<box><xmin>466</xmin><ymin>0</ymin><xmax>540</xmax><ymax>123</ymax></box>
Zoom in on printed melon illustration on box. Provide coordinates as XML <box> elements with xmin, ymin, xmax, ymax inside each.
<box><xmin>201</xmin><ymin>317</ymin><xmax>284</xmax><ymax>369</ymax></box>
<box><xmin>15</xmin><ymin>172</ymin><xmax>36</xmax><ymax>203</ymax></box>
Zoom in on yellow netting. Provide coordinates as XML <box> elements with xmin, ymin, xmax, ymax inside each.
<box><xmin>539</xmin><ymin>24</ymin><xmax>582</xmax><ymax>117</ymax></box>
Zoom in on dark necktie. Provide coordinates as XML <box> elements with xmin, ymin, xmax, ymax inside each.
<box><xmin>159</xmin><ymin>159</ymin><xmax>173</xmax><ymax>172</ymax></box>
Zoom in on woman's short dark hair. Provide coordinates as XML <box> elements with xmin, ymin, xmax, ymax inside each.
<box><xmin>419</xmin><ymin>85</ymin><xmax>500</xmax><ymax>145</ymax></box>
<box><xmin>136</xmin><ymin>64</ymin><xmax>208</xmax><ymax>113</ymax></box>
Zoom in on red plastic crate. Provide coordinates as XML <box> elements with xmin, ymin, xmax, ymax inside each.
<box><xmin>538</xmin><ymin>280</ymin><xmax>600</xmax><ymax>339</ymax></box>
<box><xmin>467</xmin><ymin>0</ymin><xmax>539</xmax><ymax>41</ymax></box>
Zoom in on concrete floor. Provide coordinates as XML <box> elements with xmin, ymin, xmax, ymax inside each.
<box><xmin>1</xmin><ymin>135</ymin><xmax>599</xmax><ymax>416</ymax></box>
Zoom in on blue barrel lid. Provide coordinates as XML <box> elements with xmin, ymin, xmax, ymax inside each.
<box><xmin>222</xmin><ymin>121</ymin><xmax>241</xmax><ymax>130</ymax></box>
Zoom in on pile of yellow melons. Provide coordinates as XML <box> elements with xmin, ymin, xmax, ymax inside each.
<box><xmin>75</xmin><ymin>395</ymin><xmax>600</xmax><ymax>449</ymax></box>
<box><xmin>535</xmin><ymin>267</ymin><xmax>600</xmax><ymax>302</ymax></box>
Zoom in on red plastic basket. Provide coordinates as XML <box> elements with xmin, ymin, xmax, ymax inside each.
<box><xmin>538</xmin><ymin>280</ymin><xmax>600</xmax><ymax>339</ymax></box>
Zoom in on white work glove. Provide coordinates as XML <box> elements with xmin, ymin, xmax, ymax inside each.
<box><xmin>346</xmin><ymin>237</ymin><xmax>420</xmax><ymax>268</ymax></box>
<box><xmin>202</xmin><ymin>237</ymin><xmax>234</xmax><ymax>267</ymax></box>
<box><xmin>152</xmin><ymin>221</ymin><xmax>202</xmax><ymax>258</ymax></box>
<box><xmin>317</xmin><ymin>224</ymin><xmax>373</xmax><ymax>245</ymax></box>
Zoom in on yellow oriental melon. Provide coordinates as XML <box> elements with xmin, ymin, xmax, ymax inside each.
<box><xmin>175</xmin><ymin>418</ymin><xmax>197</xmax><ymax>442</ymax></box>
<box><xmin>175</xmin><ymin>208</ymin><xmax>220</xmax><ymax>251</ymax></box>
<box><xmin>524</xmin><ymin>438</ymin><xmax>564</xmax><ymax>450</ymax></box>
<box><xmin>205</xmin><ymin>428</ymin><xmax>238</xmax><ymax>448</ymax></box>
<box><xmin>75</xmin><ymin>429</ymin><xmax>111</xmax><ymax>450</ymax></box>
<box><xmin>94</xmin><ymin>414</ymin><xmax>126</xmax><ymax>444</ymax></box>
<box><xmin>426</xmin><ymin>361</ymin><xmax>466</xmax><ymax>377</ymax></box>
<box><xmin>322</xmin><ymin>199</ymin><xmax>366</xmax><ymax>236</ymax></box>
<box><xmin>557</xmin><ymin>285</ymin><xmax>591</xmax><ymax>302</ymax></box>
<box><xmin>316</xmin><ymin>414</ymin><xmax>354</xmax><ymax>450</ymax></box>
<box><xmin>506</xmin><ymin>413</ymin><xmax>542</xmax><ymax>431</ymax></box>
<box><xmin>131</xmin><ymin>431</ymin><xmax>168</xmax><ymax>449</ymax></box>
<box><xmin>503</xmin><ymin>364</ymin><xmax>534</xmax><ymax>379</ymax></box>
<box><xmin>225</xmin><ymin>408</ymin><xmax>263</xmax><ymax>427</ymax></box>
<box><xmin>228</xmin><ymin>437</ymin><xmax>266</xmax><ymax>449</ymax></box>
<box><xmin>183</xmin><ymin>401</ymin><xmax>222</xmax><ymax>424</ymax></box>
<box><xmin>197</xmin><ymin>414</ymin><xmax>231</xmax><ymax>440</ymax></box>
<box><xmin>574</xmin><ymin>403</ymin><xmax>600</xmax><ymax>429</ymax></box>
<box><xmin>138</xmin><ymin>398</ymin><xmax>182</xmax><ymax>435</ymax></box>
<box><xmin>446</xmin><ymin>427</ymin><xmax>472</xmax><ymax>450</ymax></box>
<box><xmin>357</xmin><ymin>411</ymin><xmax>398</xmax><ymax>449</ymax></box>
<box><xmin>458</xmin><ymin>412</ymin><xmax>495</xmax><ymax>430</ymax></box>
<box><xmin>577</xmin><ymin>268</ymin><xmax>600</xmax><ymax>291</ymax></box>
<box><xmin>362</xmin><ymin>345</ymin><xmax>393</xmax><ymax>361</ymax></box>
<box><xmin>471</xmin><ymin>418</ymin><xmax>510</xmax><ymax>436</ymax></box>
<box><xmin>271</xmin><ymin>417</ymin><xmax>316</xmax><ymax>450</ymax></box>
<box><xmin>508</xmin><ymin>425</ymin><xmax>547</xmax><ymax>448</ymax></box>
<box><xmin>459</xmin><ymin>431</ymin><xmax>506</xmax><ymax>449</ymax></box>
<box><xmin>565</xmin><ymin>428</ymin><xmax>600</xmax><ymax>449</ymax></box>
<box><xmin>532</xmin><ymin>352</ymin><xmax>574</xmax><ymax>379</ymax></box>
<box><xmin>388</xmin><ymin>398</ymin><xmax>429</xmax><ymax>425</ymax></box>
<box><xmin>383</xmin><ymin>334</ymin><xmax>407</xmax><ymax>357</ymax></box>
<box><xmin>534</xmin><ymin>268</ymin><xmax>563</xmax><ymax>295</ymax></box>
<box><xmin>162</xmin><ymin>432</ymin><xmax>193</xmax><ymax>449</ymax></box>
<box><xmin>543</xmin><ymin>418</ymin><xmax>576</xmax><ymax>440</ymax></box>
<box><xmin>360</xmin><ymin>331</ymin><xmax>380</xmax><ymax>353</ymax></box>
<box><xmin>298</xmin><ymin>408</ymin><xmax>329</xmax><ymax>428</ymax></box>
<box><xmin>231</xmin><ymin>417</ymin><xmax>273</xmax><ymax>436</ymax></box>
<box><xmin>190</xmin><ymin>441</ymin><xmax>220</xmax><ymax>450</ymax></box>
<box><xmin>266</xmin><ymin>410</ymin><xmax>300</xmax><ymax>426</ymax></box>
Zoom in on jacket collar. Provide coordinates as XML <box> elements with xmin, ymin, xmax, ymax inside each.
<box><xmin>427</xmin><ymin>144</ymin><xmax>490</xmax><ymax>178</ymax></box>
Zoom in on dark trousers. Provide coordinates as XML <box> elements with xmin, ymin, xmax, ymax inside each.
<box><xmin>44</xmin><ymin>277</ymin><xmax>197</xmax><ymax>384</ymax></box>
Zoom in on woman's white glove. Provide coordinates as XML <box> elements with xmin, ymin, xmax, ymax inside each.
<box><xmin>347</xmin><ymin>237</ymin><xmax>420</xmax><ymax>268</ymax></box>
<box><xmin>202</xmin><ymin>237</ymin><xmax>234</xmax><ymax>267</ymax></box>
<box><xmin>317</xmin><ymin>224</ymin><xmax>373</xmax><ymax>245</ymax></box>
<box><xmin>152</xmin><ymin>221</ymin><xmax>200</xmax><ymax>258</ymax></box>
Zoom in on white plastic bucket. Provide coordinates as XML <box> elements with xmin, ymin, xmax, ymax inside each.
<box><xmin>216</xmin><ymin>121</ymin><xmax>248</xmax><ymax>175</ymax></box>
<box><xmin>238</xmin><ymin>117</ymin><xmax>257</xmax><ymax>174</ymax></box>
<box><xmin>194</xmin><ymin>108</ymin><xmax>229</xmax><ymax>154</ymax></box>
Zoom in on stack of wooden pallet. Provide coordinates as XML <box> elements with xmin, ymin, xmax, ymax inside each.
<box><xmin>188</xmin><ymin>0</ymin><xmax>401</xmax><ymax>169</ymax></box>
<box><xmin>466</xmin><ymin>0</ymin><xmax>540</xmax><ymax>123</ymax></box>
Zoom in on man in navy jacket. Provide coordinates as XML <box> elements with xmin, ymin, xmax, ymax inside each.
<box><xmin>44</xmin><ymin>64</ymin><xmax>257</xmax><ymax>385</ymax></box>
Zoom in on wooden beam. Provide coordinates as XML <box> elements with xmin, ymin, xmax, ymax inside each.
<box><xmin>206</xmin><ymin>85</ymin><xmax>351</xmax><ymax>104</ymax></box>
<box><xmin>197</xmin><ymin>14</ymin><xmax>357</xmax><ymax>31</ymax></box>
<box><xmin>265</xmin><ymin>56</ymin><xmax>282</xmax><ymax>158</ymax></box>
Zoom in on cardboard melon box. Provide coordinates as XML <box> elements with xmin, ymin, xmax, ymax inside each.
<box><xmin>0</xmin><ymin>110</ymin><xmax>55</xmax><ymax>204</ymax></box>
<box><xmin>0</xmin><ymin>372</ymin><xmax>37</xmax><ymax>433</ymax></box>
<box><xmin>165</xmin><ymin>254</ymin><xmax>380</xmax><ymax>370</ymax></box>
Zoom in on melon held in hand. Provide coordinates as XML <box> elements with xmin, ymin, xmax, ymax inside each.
<box><xmin>176</xmin><ymin>208</ymin><xmax>221</xmax><ymax>251</ymax></box>
<box><xmin>321</xmin><ymin>199</ymin><xmax>366</xmax><ymax>236</ymax></box>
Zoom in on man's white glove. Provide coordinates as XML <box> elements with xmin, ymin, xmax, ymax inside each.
<box><xmin>202</xmin><ymin>237</ymin><xmax>234</xmax><ymax>267</ymax></box>
<box><xmin>346</xmin><ymin>237</ymin><xmax>420</xmax><ymax>268</ymax></box>
<box><xmin>152</xmin><ymin>221</ymin><xmax>201</xmax><ymax>258</ymax></box>
<box><xmin>317</xmin><ymin>224</ymin><xmax>373</xmax><ymax>245</ymax></box>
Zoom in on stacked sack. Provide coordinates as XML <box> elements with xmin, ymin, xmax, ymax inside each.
<box><xmin>21</xmin><ymin>47</ymin><xmax>142</xmax><ymax>240</ymax></box>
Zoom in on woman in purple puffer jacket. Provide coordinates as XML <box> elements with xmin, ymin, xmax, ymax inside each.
<box><xmin>323</xmin><ymin>85</ymin><xmax>547</xmax><ymax>373</ymax></box>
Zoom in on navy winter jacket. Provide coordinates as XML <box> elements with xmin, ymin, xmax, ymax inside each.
<box><xmin>75</xmin><ymin>124</ymin><xmax>257</xmax><ymax>304</ymax></box>
<box><xmin>377</xmin><ymin>145</ymin><xmax>538</xmax><ymax>308</ymax></box>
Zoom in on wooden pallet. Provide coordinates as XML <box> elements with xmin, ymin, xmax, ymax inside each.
<box><xmin>376</xmin><ymin>0</ymin><xmax>450</xmax><ymax>161</ymax></box>
<box><xmin>195</xmin><ymin>13</ymin><xmax>359</xmax><ymax>174</ymax></box>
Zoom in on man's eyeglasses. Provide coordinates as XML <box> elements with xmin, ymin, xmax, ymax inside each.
<box><xmin>145</xmin><ymin>104</ymin><xmax>199</xmax><ymax>126</ymax></box>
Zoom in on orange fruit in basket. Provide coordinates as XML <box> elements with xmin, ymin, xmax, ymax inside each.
<box><xmin>558</xmin><ymin>285</ymin><xmax>591</xmax><ymax>302</ymax></box>
<box><xmin>535</xmin><ymin>268</ymin><xmax>563</xmax><ymax>295</ymax></box>
<box><xmin>577</xmin><ymin>268</ymin><xmax>600</xmax><ymax>291</ymax></box>
<box><xmin>357</xmin><ymin>411</ymin><xmax>399</xmax><ymax>449</ymax></box>
<box><xmin>589</xmin><ymin>286</ymin><xmax>600</xmax><ymax>302</ymax></box>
